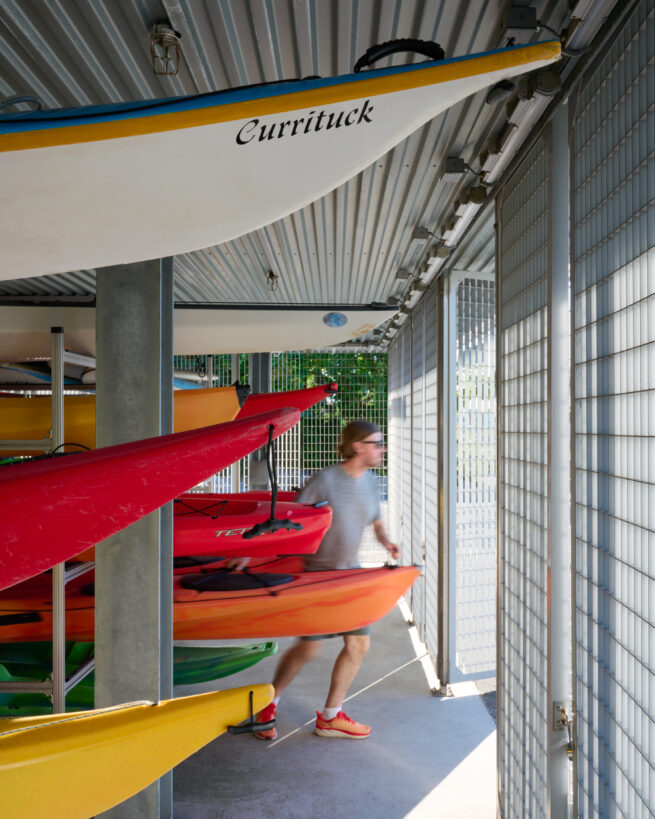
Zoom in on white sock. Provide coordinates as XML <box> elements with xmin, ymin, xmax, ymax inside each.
<box><xmin>272</xmin><ymin>696</ymin><xmax>280</xmax><ymax>705</ymax></box>
<box><xmin>321</xmin><ymin>706</ymin><xmax>340</xmax><ymax>720</ymax></box>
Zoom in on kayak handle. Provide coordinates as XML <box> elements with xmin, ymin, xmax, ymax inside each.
<box><xmin>354</xmin><ymin>39</ymin><xmax>445</xmax><ymax>72</ymax></box>
<box><xmin>242</xmin><ymin>517</ymin><xmax>302</xmax><ymax>539</ymax></box>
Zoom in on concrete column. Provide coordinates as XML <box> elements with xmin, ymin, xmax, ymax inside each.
<box><xmin>248</xmin><ymin>353</ymin><xmax>271</xmax><ymax>490</ymax></box>
<box><xmin>95</xmin><ymin>258</ymin><xmax>174</xmax><ymax>819</ymax></box>
<box><xmin>548</xmin><ymin>104</ymin><xmax>573</xmax><ymax>818</ymax></box>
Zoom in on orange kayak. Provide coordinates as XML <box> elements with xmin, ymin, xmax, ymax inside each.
<box><xmin>0</xmin><ymin>558</ymin><xmax>419</xmax><ymax>641</ymax></box>
<box><xmin>0</xmin><ymin>384</ymin><xmax>249</xmax><ymax>456</ymax></box>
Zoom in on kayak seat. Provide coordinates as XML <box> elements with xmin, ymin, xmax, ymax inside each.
<box><xmin>180</xmin><ymin>572</ymin><xmax>294</xmax><ymax>592</ymax></box>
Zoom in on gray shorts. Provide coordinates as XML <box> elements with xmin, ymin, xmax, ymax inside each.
<box><xmin>301</xmin><ymin>625</ymin><xmax>371</xmax><ymax>641</ymax></box>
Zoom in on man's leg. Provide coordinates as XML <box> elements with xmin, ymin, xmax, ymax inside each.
<box><xmin>256</xmin><ymin>638</ymin><xmax>323</xmax><ymax>740</ymax></box>
<box><xmin>272</xmin><ymin>637</ymin><xmax>322</xmax><ymax>697</ymax></box>
<box><xmin>324</xmin><ymin>633</ymin><xmax>370</xmax><ymax>708</ymax></box>
<box><xmin>314</xmin><ymin>633</ymin><xmax>372</xmax><ymax>738</ymax></box>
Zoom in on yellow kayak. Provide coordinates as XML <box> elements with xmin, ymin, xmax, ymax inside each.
<box><xmin>0</xmin><ymin>383</ymin><xmax>249</xmax><ymax>455</ymax></box>
<box><xmin>1</xmin><ymin>683</ymin><xmax>273</xmax><ymax>819</ymax></box>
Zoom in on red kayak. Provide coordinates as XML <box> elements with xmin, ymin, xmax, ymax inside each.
<box><xmin>236</xmin><ymin>383</ymin><xmax>337</xmax><ymax>419</ymax></box>
<box><xmin>75</xmin><ymin>492</ymin><xmax>332</xmax><ymax>564</ymax></box>
<box><xmin>0</xmin><ymin>408</ymin><xmax>299</xmax><ymax>591</ymax></box>
<box><xmin>0</xmin><ymin>557</ymin><xmax>420</xmax><ymax>641</ymax></box>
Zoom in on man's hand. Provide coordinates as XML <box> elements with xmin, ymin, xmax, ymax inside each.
<box><xmin>225</xmin><ymin>556</ymin><xmax>251</xmax><ymax>571</ymax></box>
<box><xmin>373</xmin><ymin>520</ymin><xmax>400</xmax><ymax>560</ymax></box>
<box><xmin>385</xmin><ymin>542</ymin><xmax>400</xmax><ymax>560</ymax></box>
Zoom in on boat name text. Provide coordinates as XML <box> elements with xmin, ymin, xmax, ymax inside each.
<box><xmin>236</xmin><ymin>99</ymin><xmax>374</xmax><ymax>145</ymax></box>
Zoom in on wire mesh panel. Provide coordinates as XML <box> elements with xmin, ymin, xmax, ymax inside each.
<box><xmin>387</xmin><ymin>335</ymin><xmax>403</xmax><ymax>550</ymax></box>
<box><xmin>454</xmin><ymin>276</ymin><xmax>496</xmax><ymax>678</ymax></box>
<box><xmin>173</xmin><ymin>353</ymin><xmax>249</xmax><ymax>491</ymax></box>
<box><xmin>411</xmin><ymin>301</ymin><xmax>427</xmax><ymax>637</ymax></box>
<box><xmin>572</xmin><ymin>3</ymin><xmax>655</xmax><ymax>815</ymax></box>
<box><xmin>423</xmin><ymin>287</ymin><xmax>440</xmax><ymax>660</ymax></box>
<box><xmin>175</xmin><ymin>352</ymin><xmax>388</xmax><ymax>535</ymax></box>
<box><xmin>400</xmin><ymin>324</ymin><xmax>414</xmax><ymax>567</ymax></box>
<box><xmin>497</xmin><ymin>137</ymin><xmax>550</xmax><ymax>817</ymax></box>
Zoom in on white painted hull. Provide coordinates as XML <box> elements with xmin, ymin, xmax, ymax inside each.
<box><xmin>0</xmin><ymin>42</ymin><xmax>560</xmax><ymax>280</ymax></box>
<box><xmin>0</xmin><ymin>305</ymin><xmax>396</xmax><ymax>358</ymax></box>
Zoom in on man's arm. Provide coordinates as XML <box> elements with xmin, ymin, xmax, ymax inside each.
<box><xmin>372</xmin><ymin>519</ymin><xmax>400</xmax><ymax>560</ymax></box>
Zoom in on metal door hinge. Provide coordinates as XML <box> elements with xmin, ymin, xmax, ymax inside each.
<box><xmin>553</xmin><ymin>701</ymin><xmax>575</xmax><ymax>759</ymax></box>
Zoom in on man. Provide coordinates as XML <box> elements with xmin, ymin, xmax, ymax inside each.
<box><xmin>255</xmin><ymin>419</ymin><xmax>399</xmax><ymax>741</ymax></box>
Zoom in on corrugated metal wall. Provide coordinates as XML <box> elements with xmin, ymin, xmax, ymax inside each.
<box><xmin>497</xmin><ymin>136</ymin><xmax>550</xmax><ymax>816</ymax></box>
<box><xmin>571</xmin><ymin>1</ymin><xmax>655</xmax><ymax>815</ymax></box>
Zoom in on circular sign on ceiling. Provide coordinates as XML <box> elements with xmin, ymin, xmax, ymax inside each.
<box><xmin>322</xmin><ymin>312</ymin><xmax>348</xmax><ymax>328</ymax></box>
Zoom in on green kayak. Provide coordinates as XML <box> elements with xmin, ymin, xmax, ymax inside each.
<box><xmin>0</xmin><ymin>641</ymin><xmax>277</xmax><ymax>716</ymax></box>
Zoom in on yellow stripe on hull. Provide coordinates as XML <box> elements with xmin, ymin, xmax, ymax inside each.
<box><xmin>0</xmin><ymin>684</ymin><xmax>273</xmax><ymax>819</ymax></box>
<box><xmin>0</xmin><ymin>385</ymin><xmax>242</xmax><ymax>456</ymax></box>
<box><xmin>0</xmin><ymin>41</ymin><xmax>561</xmax><ymax>280</ymax></box>
<box><xmin>1</xmin><ymin>42</ymin><xmax>560</xmax><ymax>152</ymax></box>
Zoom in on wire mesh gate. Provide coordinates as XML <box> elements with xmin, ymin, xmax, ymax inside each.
<box><xmin>173</xmin><ymin>352</ymin><xmax>388</xmax><ymax>545</ymax></box>
<box><xmin>571</xmin><ymin>2</ymin><xmax>655</xmax><ymax>814</ymax></box>
<box><xmin>450</xmin><ymin>274</ymin><xmax>497</xmax><ymax>681</ymax></box>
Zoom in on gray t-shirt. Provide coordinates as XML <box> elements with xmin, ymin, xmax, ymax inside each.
<box><xmin>296</xmin><ymin>463</ymin><xmax>381</xmax><ymax>570</ymax></box>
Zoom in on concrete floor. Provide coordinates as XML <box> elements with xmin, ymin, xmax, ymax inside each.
<box><xmin>172</xmin><ymin>605</ymin><xmax>496</xmax><ymax>818</ymax></box>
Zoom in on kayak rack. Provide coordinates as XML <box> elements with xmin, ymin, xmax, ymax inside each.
<box><xmin>0</xmin><ymin>327</ymin><xmax>95</xmax><ymax>710</ymax></box>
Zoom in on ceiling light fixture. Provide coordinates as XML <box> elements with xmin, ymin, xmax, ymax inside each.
<box><xmin>150</xmin><ymin>24</ymin><xmax>182</xmax><ymax>76</ymax></box>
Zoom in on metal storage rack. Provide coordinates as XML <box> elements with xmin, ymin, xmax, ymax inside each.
<box><xmin>0</xmin><ymin>327</ymin><xmax>94</xmax><ymax>712</ymax></box>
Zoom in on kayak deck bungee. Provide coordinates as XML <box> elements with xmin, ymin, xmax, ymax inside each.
<box><xmin>236</xmin><ymin>382</ymin><xmax>338</xmax><ymax>419</ymax></box>
<box><xmin>0</xmin><ymin>41</ymin><xmax>560</xmax><ymax>280</ymax></box>
<box><xmin>0</xmin><ymin>642</ymin><xmax>278</xmax><ymax>716</ymax></box>
<box><xmin>0</xmin><ymin>407</ymin><xmax>300</xmax><ymax>591</ymax></box>
<box><xmin>0</xmin><ymin>383</ymin><xmax>250</xmax><ymax>456</ymax></box>
<box><xmin>0</xmin><ymin>558</ymin><xmax>420</xmax><ymax>641</ymax></box>
<box><xmin>73</xmin><ymin>492</ymin><xmax>332</xmax><ymax>563</ymax></box>
<box><xmin>0</xmin><ymin>684</ymin><xmax>273</xmax><ymax>819</ymax></box>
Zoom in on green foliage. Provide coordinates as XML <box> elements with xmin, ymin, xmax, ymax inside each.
<box><xmin>272</xmin><ymin>352</ymin><xmax>387</xmax><ymax>474</ymax></box>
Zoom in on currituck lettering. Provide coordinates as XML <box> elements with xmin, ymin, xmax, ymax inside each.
<box><xmin>236</xmin><ymin>99</ymin><xmax>375</xmax><ymax>145</ymax></box>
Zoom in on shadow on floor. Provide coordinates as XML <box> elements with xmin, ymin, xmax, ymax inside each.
<box><xmin>173</xmin><ymin>605</ymin><xmax>496</xmax><ymax>819</ymax></box>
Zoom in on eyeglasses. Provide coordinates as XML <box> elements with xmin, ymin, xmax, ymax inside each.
<box><xmin>360</xmin><ymin>439</ymin><xmax>385</xmax><ymax>449</ymax></box>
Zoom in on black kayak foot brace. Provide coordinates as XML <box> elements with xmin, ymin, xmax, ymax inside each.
<box><xmin>228</xmin><ymin>689</ymin><xmax>276</xmax><ymax>735</ymax></box>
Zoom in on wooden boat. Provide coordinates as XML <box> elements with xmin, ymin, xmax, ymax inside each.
<box><xmin>0</xmin><ymin>557</ymin><xmax>420</xmax><ymax>641</ymax></box>
<box><xmin>0</xmin><ymin>41</ymin><xmax>560</xmax><ymax>279</ymax></box>
<box><xmin>0</xmin><ymin>383</ymin><xmax>250</xmax><ymax>456</ymax></box>
<box><xmin>0</xmin><ymin>684</ymin><xmax>273</xmax><ymax>819</ymax></box>
<box><xmin>0</xmin><ymin>407</ymin><xmax>299</xmax><ymax>590</ymax></box>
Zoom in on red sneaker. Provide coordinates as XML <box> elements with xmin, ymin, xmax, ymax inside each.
<box><xmin>255</xmin><ymin>702</ymin><xmax>277</xmax><ymax>740</ymax></box>
<box><xmin>314</xmin><ymin>710</ymin><xmax>371</xmax><ymax>739</ymax></box>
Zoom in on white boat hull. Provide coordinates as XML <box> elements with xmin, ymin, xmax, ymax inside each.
<box><xmin>0</xmin><ymin>305</ymin><xmax>396</xmax><ymax>358</ymax></box>
<box><xmin>0</xmin><ymin>42</ymin><xmax>560</xmax><ymax>280</ymax></box>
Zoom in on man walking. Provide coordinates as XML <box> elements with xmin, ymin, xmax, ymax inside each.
<box><xmin>256</xmin><ymin>419</ymin><xmax>399</xmax><ymax>740</ymax></box>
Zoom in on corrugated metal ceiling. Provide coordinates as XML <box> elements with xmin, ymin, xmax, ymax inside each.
<box><xmin>0</xmin><ymin>0</ymin><xmax>587</xmax><ymax>343</ymax></box>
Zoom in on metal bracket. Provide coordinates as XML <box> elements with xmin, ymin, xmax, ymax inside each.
<box><xmin>553</xmin><ymin>701</ymin><xmax>575</xmax><ymax>759</ymax></box>
<box><xmin>227</xmin><ymin>689</ymin><xmax>275</xmax><ymax>736</ymax></box>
